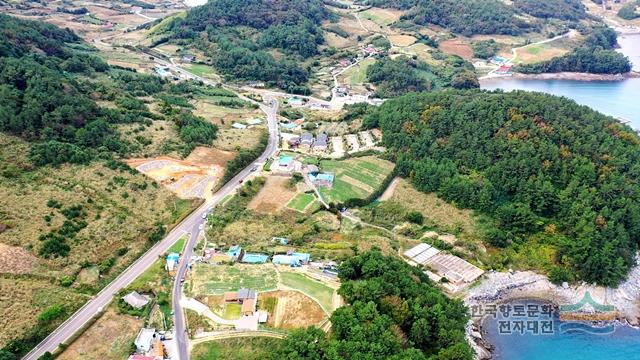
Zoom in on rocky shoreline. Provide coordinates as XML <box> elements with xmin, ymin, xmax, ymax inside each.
<box><xmin>481</xmin><ymin>71</ymin><xmax>640</xmax><ymax>82</ymax></box>
<box><xmin>462</xmin><ymin>262</ymin><xmax>640</xmax><ymax>359</ymax></box>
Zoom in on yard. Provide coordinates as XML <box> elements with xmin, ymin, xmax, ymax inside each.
<box><xmin>318</xmin><ymin>156</ymin><xmax>394</xmax><ymax>204</ymax></box>
<box><xmin>191</xmin><ymin>337</ymin><xmax>282</xmax><ymax>360</ymax></box>
<box><xmin>279</xmin><ymin>272</ymin><xmax>335</xmax><ymax>313</ymax></box>
<box><xmin>191</xmin><ymin>264</ymin><xmax>278</xmax><ymax>295</ymax></box>
<box><xmin>286</xmin><ymin>193</ymin><xmax>317</xmax><ymax>212</ymax></box>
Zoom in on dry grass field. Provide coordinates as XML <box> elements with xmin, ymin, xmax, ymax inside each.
<box><xmin>439</xmin><ymin>38</ymin><xmax>474</xmax><ymax>60</ymax></box>
<box><xmin>388</xmin><ymin>34</ymin><xmax>417</xmax><ymax>47</ymax></box>
<box><xmin>360</xmin><ymin>8</ymin><xmax>404</xmax><ymax>26</ymax></box>
<box><xmin>258</xmin><ymin>290</ymin><xmax>326</xmax><ymax>329</ymax></box>
<box><xmin>0</xmin><ymin>133</ymin><xmax>196</xmax><ymax>346</ymax></box>
<box><xmin>247</xmin><ymin>176</ymin><xmax>298</xmax><ymax>214</ymax></box>
<box><xmin>57</xmin><ymin>309</ymin><xmax>142</xmax><ymax>360</ymax></box>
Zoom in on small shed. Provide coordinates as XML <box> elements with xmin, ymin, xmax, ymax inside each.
<box><xmin>134</xmin><ymin>328</ymin><xmax>156</xmax><ymax>353</ymax></box>
<box><xmin>307</xmin><ymin>164</ymin><xmax>319</xmax><ymax>174</ymax></box>
<box><xmin>224</xmin><ymin>292</ymin><xmax>239</xmax><ymax>302</ymax></box>
<box><xmin>246</xmin><ymin>118</ymin><xmax>262</xmax><ymax>125</ymax></box>
<box><xmin>242</xmin><ymin>298</ymin><xmax>256</xmax><ymax>315</ymax></box>
<box><xmin>232</xmin><ymin>122</ymin><xmax>247</xmax><ymax>129</ymax></box>
<box><xmin>122</xmin><ymin>291</ymin><xmax>150</xmax><ymax>309</ymax></box>
<box><xmin>257</xmin><ymin>310</ymin><xmax>269</xmax><ymax>323</ymax></box>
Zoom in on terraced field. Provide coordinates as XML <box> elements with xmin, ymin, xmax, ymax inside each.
<box><xmin>319</xmin><ymin>156</ymin><xmax>394</xmax><ymax>204</ymax></box>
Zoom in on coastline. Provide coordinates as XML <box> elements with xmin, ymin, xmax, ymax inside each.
<box><xmin>462</xmin><ymin>262</ymin><xmax>640</xmax><ymax>359</ymax></box>
<box><xmin>481</xmin><ymin>71</ymin><xmax>640</xmax><ymax>82</ymax></box>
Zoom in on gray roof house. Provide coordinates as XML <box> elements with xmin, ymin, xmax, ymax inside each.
<box><xmin>122</xmin><ymin>291</ymin><xmax>150</xmax><ymax>309</ymax></box>
<box><xmin>237</xmin><ymin>288</ymin><xmax>257</xmax><ymax>301</ymax></box>
<box><xmin>300</xmin><ymin>132</ymin><xmax>314</xmax><ymax>147</ymax></box>
<box><xmin>313</xmin><ymin>133</ymin><xmax>328</xmax><ymax>150</ymax></box>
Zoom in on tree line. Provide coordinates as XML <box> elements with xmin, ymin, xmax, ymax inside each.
<box><xmin>270</xmin><ymin>250</ymin><xmax>473</xmax><ymax>360</ymax></box>
<box><xmin>516</xmin><ymin>26</ymin><xmax>631</xmax><ymax>74</ymax></box>
<box><xmin>364</xmin><ymin>90</ymin><xmax>640</xmax><ymax>286</ymax></box>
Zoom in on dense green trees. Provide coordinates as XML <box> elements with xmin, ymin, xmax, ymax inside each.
<box><xmin>398</xmin><ymin>0</ymin><xmax>534</xmax><ymax>36</ymax></box>
<box><xmin>272</xmin><ymin>250</ymin><xmax>472</xmax><ymax>360</ymax></box>
<box><xmin>618</xmin><ymin>2</ymin><xmax>640</xmax><ymax>20</ymax></box>
<box><xmin>365</xmin><ymin>91</ymin><xmax>640</xmax><ymax>286</ymax></box>
<box><xmin>169</xmin><ymin>0</ymin><xmax>331</xmax><ymax>90</ymax></box>
<box><xmin>517</xmin><ymin>27</ymin><xmax>631</xmax><ymax>74</ymax></box>
<box><xmin>513</xmin><ymin>0</ymin><xmax>586</xmax><ymax>21</ymax></box>
<box><xmin>472</xmin><ymin>40</ymin><xmax>500</xmax><ymax>59</ymax></box>
<box><xmin>367</xmin><ymin>56</ymin><xmax>478</xmax><ymax>98</ymax></box>
<box><xmin>367</xmin><ymin>57</ymin><xmax>430</xmax><ymax>97</ymax></box>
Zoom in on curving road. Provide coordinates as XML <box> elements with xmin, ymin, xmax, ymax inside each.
<box><xmin>23</xmin><ymin>72</ymin><xmax>280</xmax><ymax>360</ymax></box>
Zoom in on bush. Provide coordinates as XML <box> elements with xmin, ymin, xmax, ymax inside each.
<box><xmin>405</xmin><ymin>211</ymin><xmax>424</xmax><ymax>224</ymax></box>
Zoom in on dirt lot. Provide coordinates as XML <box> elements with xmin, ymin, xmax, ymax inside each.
<box><xmin>439</xmin><ymin>38</ymin><xmax>473</xmax><ymax>60</ymax></box>
<box><xmin>126</xmin><ymin>149</ymin><xmax>231</xmax><ymax>199</ymax></box>
<box><xmin>0</xmin><ymin>244</ymin><xmax>38</xmax><ymax>275</ymax></box>
<box><xmin>258</xmin><ymin>290</ymin><xmax>326</xmax><ymax>329</ymax></box>
<box><xmin>247</xmin><ymin>176</ymin><xmax>298</xmax><ymax>214</ymax></box>
<box><xmin>388</xmin><ymin>34</ymin><xmax>417</xmax><ymax>47</ymax></box>
<box><xmin>58</xmin><ymin>309</ymin><xmax>142</xmax><ymax>360</ymax></box>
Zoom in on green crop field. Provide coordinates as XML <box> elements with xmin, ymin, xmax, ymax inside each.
<box><xmin>191</xmin><ymin>264</ymin><xmax>278</xmax><ymax>294</ymax></box>
<box><xmin>186</xmin><ymin>64</ymin><xmax>221</xmax><ymax>81</ymax></box>
<box><xmin>286</xmin><ymin>193</ymin><xmax>316</xmax><ymax>212</ymax></box>
<box><xmin>280</xmin><ymin>272</ymin><xmax>334</xmax><ymax>313</ymax></box>
<box><xmin>319</xmin><ymin>156</ymin><xmax>394</xmax><ymax>204</ymax></box>
<box><xmin>192</xmin><ymin>337</ymin><xmax>282</xmax><ymax>360</ymax></box>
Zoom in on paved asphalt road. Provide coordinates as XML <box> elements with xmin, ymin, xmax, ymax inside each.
<box><xmin>23</xmin><ymin>68</ymin><xmax>280</xmax><ymax>360</ymax></box>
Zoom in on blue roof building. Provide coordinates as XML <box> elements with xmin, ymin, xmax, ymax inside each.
<box><xmin>227</xmin><ymin>245</ymin><xmax>242</xmax><ymax>258</ymax></box>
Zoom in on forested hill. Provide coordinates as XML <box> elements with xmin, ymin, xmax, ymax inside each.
<box><xmin>364</xmin><ymin>91</ymin><xmax>640</xmax><ymax>286</ymax></box>
<box><xmin>0</xmin><ymin>14</ymin><xmax>218</xmax><ymax>166</ymax></box>
<box><xmin>360</xmin><ymin>0</ymin><xmax>588</xmax><ymax>36</ymax></box>
<box><xmin>168</xmin><ymin>0</ymin><xmax>333</xmax><ymax>93</ymax></box>
<box><xmin>272</xmin><ymin>250</ymin><xmax>473</xmax><ymax>359</ymax></box>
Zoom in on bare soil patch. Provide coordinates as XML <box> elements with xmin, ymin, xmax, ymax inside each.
<box><xmin>439</xmin><ymin>38</ymin><xmax>473</xmax><ymax>60</ymax></box>
<box><xmin>186</xmin><ymin>147</ymin><xmax>236</xmax><ymax>168</ymax></box>
<box><xmin>126</xmin><ymin>153</ymin><xmax>224</xmax><ymax>199</ymax></box>
<box><xmin>259</xmin><ymin>290</ymin><xmax>325</xmax><ymax>329</ymax></box>
<box><xmin>0</xmin><ymin>244</ymin><xmax>37</xmax><ymax>275</ymax></box>
<box><xmin>378</xmin><ymin>177</ymin><xmax>400</xmax><ymax>201</ymax></box>
<box><xmin>248</xmin><ymin>176</ymin><xmax>298</xmax><ymax>214</ymax></box>
<box><xmin>58</xmin><ymin>309</ymin><xmax>142</xmax><ymax>360</ymax></box>
<box><xmin>388</xmin><ymin>34</ymin><xmax>416</xmax><ymax>47</ymax></box>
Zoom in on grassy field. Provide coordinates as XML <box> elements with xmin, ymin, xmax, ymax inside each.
<box><xmin>360</xmin><ymin>8</ymin><xmax>402</xmax><ymax>26</ymax></box>
<box><xmin>222</xmin><ymin>303</ymin><xmax>242</xmax><ymax>319</ymax></box>
<box><xmin>0</xmin><ymin>134</ymin><xmax>196</xmax><ymax>347</ymax></box>
<box><xmin>279</xmin><ymin>272</ymin><xmax>334</xmax><ymax>313</ymax></box>
<box><xmin>185</xmin><ymin>64</ymin><xmax>222</xmax><ymax>81</ymax></box>
<box><xmin>191</xmin><ymin>264</ymin><xmax>278</xmax><ymax>295</ymax></box>
<box><xmin>191</xmin><ymin>337</ymin><xmax>282</xmax><ymax>360</ymax></box>
<box><xmin>341</xmin><ymin>57</ymin><xmax>376</xmax><ymax>85</ymax></box>
<box><xmin>319</xmin><ymin>156</ymin><xmax>394</xmax><ymax>204</ymax></box>
<box><xmin>168</xmin><ymin>234</ymin><xmax>188</xmax><ymax>254</ymax></box>
<box><xmin>286</xmin><ymin>193</ymin><xmax>316</xmax><ymax>212</ymax></box>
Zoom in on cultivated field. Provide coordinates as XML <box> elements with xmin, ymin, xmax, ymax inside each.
<box><xmin>340</xmin><ymin>57</ymin><xmax>376</xmax><ymax>86</ymax></box>
<box><xmin>439</xmin><ymin>38</ymin><xmax>473</xmax><ymax>60</ymax></box>
<box><xmin>388</xmin><ymin>34</ymin><xmax>417</xmax><ymax>47</ymax></box>
<box><xmin>57</xmin><ymin>309</ymin><xmax>142</xmax><ymax>360</ymax></box>
<box><xmin>191</xmin><ymin>337</ymin><xmax>282</xmax><ymax>360</ymax></box>
<box><xmin>258</xmin><ymin>290</ymin><xmax>326</xmax><ymax>328</ymax></box>
<box><xmin>360</xmin><ymin>8</ymin><xmax>403</xmax><ymax>26</ymax></box>
<box><xmin>248</xmin><ymin>176</ymin><xmax>298</xmax><ymax>213</ymax></box>
<box><xmin>279</xmin><ymin>272</ymin><xmax>335</xmax><ymax>313</ymax></box>
<box><xmin>286</xmin><ymin>193</ymin><xmax>317</xmax><ymax>212</ymax></box>
<box><xmin>191</xmin><ymin>264</ymin><xmax>279</xmax><ymax>295</ymax></box>
<box><xmin>319</xmin><ymin>156</ymin><xmax>395</xmax><ymax>204</ymax></box>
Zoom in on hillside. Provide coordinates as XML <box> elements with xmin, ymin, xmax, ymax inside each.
<box><xmin>365</xmin><ymin>90</ymin><xmax>640</xmax><ymax>286</ymax></box>
<box><xmin>164</xmin><ymin>0</ymin><xmax>334</xmax><ymax>94</ymax></box>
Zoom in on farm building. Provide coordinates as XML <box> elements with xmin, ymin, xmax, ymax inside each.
<box><xmin>154</xmin><ymin>65</ymin><xmax>171</xmax><ymax>78</ymax></box>
<box><xmin>181</xmin><ymin>54</ymin><xmax>195</xmax><ymax>63</ymax></box>
<box><xmin>134</xmin><ymin>328</ymin><xmax>156</xmax><ymax>353</ymax></box>
<box><xmin>246</xmin><ymin>118</ymin><xmax>263</xmax><ymax>125</ymax></box>
<box><xmin>166</xmin><ymin>253</ymin><xmax>180</xmax><ymax>272</ymax></box>
<box><xmin>232</xmin><ymin>122</ymin><xmax>247</xmax><ymax>129</ymax></box>
<box><xmin>273</xmin><ymin>237</ymin><xmax>289</xmax><ymax>245</ymax></box>
<box><xmin>242</xmin><ymin>298</ymin><xmax>256</xmax><ymax>315</ymax></box>
<box><xmin>288</xmin><ymin>97</ymin><xmax>305</xmax><ymax>106</ymax></box>
<box><xmin>272</xmin><ymin>252</ymin><xmax>311</xmax><ymax>266</ymax></box>
<box><xmin>313</xmin><ymin>133</ymin><xmax>329</xmax><ymax>151</ymax></box>
<box><xmin>306</xmin><ymin>164</ymin><xmax>319</xmax><ymax>174</ymax></box>
<box><xmin>403</xmin><ymin>243</ymin><xmax>484</xmax><ymax>291</ymax></box>
<box><xmin>241</xmin><ymin>253</ymin><xmax>269</xmax><ymax>264</ymax></box>
<box><xmin>280</xmin><ymin>122</ymin><xmax>298</xmax><ymax>131</ymax></box>
<box><xmin>309</xmin><ymin>172</ymin><xmax>334</xmax><ymax>188</ymax></box>
<box><xmin>300</xmin><ymin>132</ymin><xmax>314</xmax><ymax>148</ymax></box>
<box><xmin>281</xmin><ymin>133</ymin><xmax>300</xmax><ymax>146</ymax></box>
<box><xmin>122</xmin><ymin>291</ymin><xmax>150</xmax><ymax>309</ymax></box>
<box><xmin>258</xmin><ymin>310</ymin><xmax>269</xmax><ymax>323</ymax></box>
<box><xmin>495</xmin><ymin>65</ymin><xmax>513</xmax><ymax>75</ymax></box>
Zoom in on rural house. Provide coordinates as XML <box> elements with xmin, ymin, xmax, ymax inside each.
<box><xmin>300</xmin><ymin>132</ymin><xmax>314</xmax><ymax>148</ymax></box>
<box><xmin>313</xmin><ymin>133</ymin><xmax>328</xmax><ymax>152</ymax></box>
